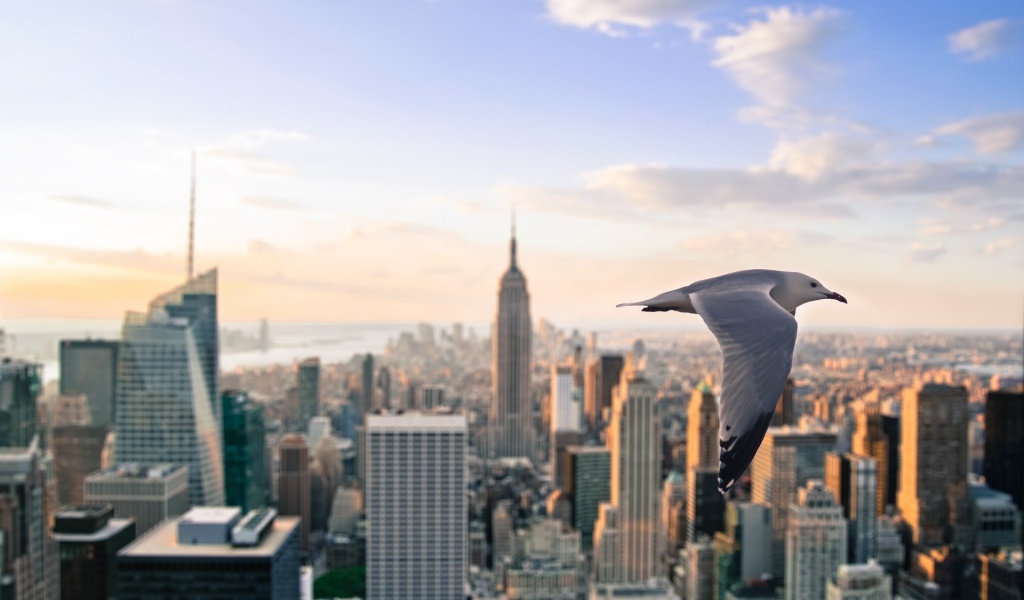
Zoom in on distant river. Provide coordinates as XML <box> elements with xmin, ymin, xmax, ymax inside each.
<box><xmin>5</xmin><ymin>320</ymin><xmax>485</xmax><ymax>383</ymax></box>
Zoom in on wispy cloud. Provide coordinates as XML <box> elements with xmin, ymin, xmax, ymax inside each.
<box><xmin>712</xmin><ymin>7</ymin><xmax>844</xmax><ymax>125</ymax></box>
<box><xmin>930</xmin><ymin>110</ymin><xmax>1024</xmax><ymax>154</ymax></box>
<box><xmin>918</xmin><ymin>215</ymin><xmax>1012</xmax><ymax>237</ymax></box>
<box><xmin>504</xmin><ymin>158</ymin><xmax>1023</xmax><ymax>223</ymax></box>
<box><xmin>905</xmin><ymin>243</ymin><xmax>946</xmax><ymax>264</ymax></box>
<box><xmin>681</xmin><ymin>229</ymin><xmax>833</xmax><ymax>257</ymax></box>
<box><xmin>239</xmin><ymin>196</ymin><xmax>304</xmax><ymax>210</ymax></box>
<box><xmin>544</xmin><ymin>0</ymin><xmax>707</xmax><ymax>37</ymax></box>
<box><xmin>984</xmin><ymin>238</ymin><xmax>1017</xmax><ymax>255</ymax></box>
<box><xmin>948</xmin><ymin>19</ymin><xmax>1023</xmax><ymax>61</ymax></box>
<box><xmin>46</xmin><ymin>195</ymin><xmax>115</xmax><ymax>209</ymax></box>
<box><xmin>202</xmin><ymin>129</ymin><xmax>309</xmax><ymax>177</ymax></box>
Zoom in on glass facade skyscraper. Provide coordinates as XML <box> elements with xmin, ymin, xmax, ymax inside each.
<box><xmin>147</xmin><ymin>269</ymin><xmax>220</xmax><ymax>427</ymax></box>
<box><xmin>115</xmin><ymin>271</ymin><xmax>224</xmax><ymax>507</ymax></box>
<box><xmin>0</xmin><ymin>358</ymin><xmax>42</xmax><ymax>449</ymax></box>
<box><xmin>222</xmin><ymin>390</ymin><xmax>267</xmax><ymax>513</ymax></box>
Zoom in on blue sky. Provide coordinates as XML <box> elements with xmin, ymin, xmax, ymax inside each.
<box><xmin>1</xmin><ymin>0</ymin><xmax>1022</xmax><ymax>327</ymax></box>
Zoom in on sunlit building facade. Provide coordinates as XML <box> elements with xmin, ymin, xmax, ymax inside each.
<box><xmin>490</xmin><ymin>223</ymin><xmax>534</xmax><ymax>460</ymax></box>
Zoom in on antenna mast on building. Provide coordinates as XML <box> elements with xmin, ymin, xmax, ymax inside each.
<box><xmin>187</xmin><ymin>150</ymin><xmax>196</xmax><ymax>280</ymax></box>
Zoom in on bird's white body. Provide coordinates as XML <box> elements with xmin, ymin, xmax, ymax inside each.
<box><xmin>617</xmin><ymin>269</ymin><xmax>847</xmax><ymax>493</ymax></box>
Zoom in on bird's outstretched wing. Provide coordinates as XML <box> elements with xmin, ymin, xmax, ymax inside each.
<box><xmin>689</xmin><ymin>278</ymin><xmax>797</xmax><ymax>493</ymax></box>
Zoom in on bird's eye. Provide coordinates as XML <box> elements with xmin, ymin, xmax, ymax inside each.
<box><xmin>810</xmin><ymin>282</ymin><xmax>818</xmax><ymax>288</ymax></box>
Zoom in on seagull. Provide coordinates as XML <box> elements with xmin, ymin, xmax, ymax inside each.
<box><xmin>616</xmin><ymin>269</ymin><xmax>847</xmax><ymax>493</ymax></box>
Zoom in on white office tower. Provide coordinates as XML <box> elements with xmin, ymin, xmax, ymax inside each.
<box><xmin>550</xmin><ymin>364</ymin><xmax>581</xmax><ymax>433</ymax></box>
<box><xmin>606</xmin><ymin>358</ymin><xmax>662</xmax><ymax>582</ymax></box>
<box><xmin>593</xmin><ymin>504</ymin><xmax>625</xmax><ymax>584</ymax></box>
<box><xmin>785</xmin><ymin>481</ymin><xmax>848</xmax><ymax>600</ymax></box>
<box><xmin>306</xmin><ymin>416</ymin><xmax>332</xmax><ymax>453</ymax></box>
<box><xmin>366</xmin><ymin>412</ymin><xmax>467</xmax><ymax>600</ymax></box>
<box><xmin>826</xmin><ymin>561</ymin><xmax>892</xmax><ymax>600</ymax></box>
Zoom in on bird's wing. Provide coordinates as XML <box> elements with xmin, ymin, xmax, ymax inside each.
<box><xmin>689</xmin><ymin>278</ymin><xmax>797</xmax><ymax>493</ymax></box>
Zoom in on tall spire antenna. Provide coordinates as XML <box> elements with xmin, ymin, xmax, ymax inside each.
<box><xmin>187</xmin><ymin>149</ymin><xmax>196</xmax><ymax>280</ymax></box>
<box><xmin>510</xmin><ymin>204</ymin><xmax>517</xmax><ymax>268</ymax></box>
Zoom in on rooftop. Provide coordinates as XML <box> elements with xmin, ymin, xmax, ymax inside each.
<box><xmin>120</xmin><ymin>512</ymin><xmax>300</xmax><ymax>559</ymax></box>
<box><xmin>366</xmin><ymin>411</ymin><xmax>467</xmax><ymax>431</ymax></box>
<box><xmin>53</xmin><ymin>517</ymin><xmax>135</xmax><ymax>544</ymax></box>
<box><xmin>89</xmin><ymin>463</ymin><xmax>185</xmax><ymax>480</ymax></box>
<box><xmin>181</xmin><ymin>506</ymin><xmax>242</xmax><ymax>526</ymax></box>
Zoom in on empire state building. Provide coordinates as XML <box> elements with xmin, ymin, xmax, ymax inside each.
<box><xmin>489</xmin><ymin>220</ymin><xmax>534</xmax><ymax>460</ymax></box>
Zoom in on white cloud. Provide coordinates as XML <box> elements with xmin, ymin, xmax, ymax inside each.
<box><xmin>768</xmin><ymin>132</ymin><xmax>875</xmax><ymax>181</ymax></box>
<box><xmin>948</xmin><ymin>19</ymin><xmax>1023</xmax><ymax>61</ymax></box>
<box><xmin>504</xmin><ymin>158</ymin><xmax>1024</xmax><ymax>222</ymax></box>
<box><xmin>545</xmin><ymin>0</ymin><xmax>706</xmax><ymax>34</ymax></box>
<box><xmin>906</xmin><ymin>243</ymin><xmax>946</xmax><ymax>264</ymax></box>
<box><xmin>932</xmin><ymin>110</ymin><xmax>1024</xmax><ymax>154</ymax></box>
<box><xmin>681</xmin><ymin>229</ymin><xmax>832</xmax><ymax>257</ymax></box>
<box><xmin>712</xmin><ymin>7</ymin><xmax>843</xmax><ymax>111</ymax></box>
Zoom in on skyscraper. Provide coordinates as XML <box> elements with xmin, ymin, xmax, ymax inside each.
<box><xmin>712</xmin><ymin>501</ymin><xmax>771</xmax><ymax>598</ymax></box>
<box><xmin>361</xmin><ymin>354</ymin><xmax>374</xmax><ymax>415</ymax></box>
<box><xmin>490</xmin><ymin>219</ymin><xmax>534</xmax><ymax>460</ymax></box>
<box><xmin>825</xmin><ymin>452</ymin><xmax>878</xmax><ymax>563</ymax></box>
<box><xmin>687</xmin><ymin>383</ymin><xmax>719</xmax><ymax>472</ymax></box>
<box><xmin>278</xmin><ymin>434</ymin><xmax>311</xmax><ymax>554</ymax></box>
<box><xmin>897</xmin><ymin>384</ymin><xmax>969</xmax><ymax>547</ymax></box>
<box><xmin>687</xmin><ymin>469</ymin><xmax>726</xmax><ymax>543</ymax></box>
<box><xmin>0</xmin><ymin>358</ymin><xmax>42</xmax><ymax>448</ymax></box>
<box><xmin>770</xmin><ymin>377</ymin><xmax>794</xmax><ymax>428</ymax></box>
<box><xmin>59</xmin><ymin>339</ymin><xmax>119</xmax><ymax>427</ymax></box>
<box><xmin>366</xmin><ymin>412</ymin><xmax>467</xmax><ymax>600</ymax></box>
<box><xmin>852</xmin><ymin>405</ymin><xmax>899</xmax><ymax>515</ymax></box>
<box><xmin>596</xmin><ymin>355</ymin><xmax>625</xmax><ymax>427</ymax></box>
<box><xmin>115</xmin><ymin>279</ymin><xmax>225</xmax><ymax>507</ymax></box>
<box><xmin>785</xmin><ymin>481</ymin><xmax>848</xmax><ymax>600</ymax></box>
<box><xmin>751</xmin><ymin>424</ymin><xmax>837</xmax><ymax>577</ymax></box>
<box><xmin>147</xmin><ymin>269</ymin><xmax>220</xmax><ymax>427</ymax></box>
<box><xmin>0</xmin><ymin>436</ymin><xmax>59</xmax><ymax>599</ymax></box>
<box><xmin>551</xmin><ymin>364</ymin><xmax>583</xmax><ymax>489</ymax></box>
<box><xmin>298</xmin><ymin>357</ymin><xmax>320</xmax><ymax>425</ymax></box>
<box><xmin>593</xmin><ymin>504</ymin><xmax>625</xmax><ymax>584</ymax></box>
<box><xmin>982</xmin><ymin>390</ymin><xmax>1023</xmax><ymax>510</ymax></box>
<box><xmin>566</xmin><ymin>445</ymin><xmax>611</xmax><ymax>549</ymax></box>
<box><xmin>222</xmin><ymin>390</ymin><xmax>268</xmax><ymax>513</ymax></box>
<box><xmin>376</xmin><ymin>366</ymin><xmax>391</xmax><ymax>410</ymax></box>
<box><xmin>607</xmin><ymin>358</ymin><xmax>662</xmax><ymax>582</ymax></box>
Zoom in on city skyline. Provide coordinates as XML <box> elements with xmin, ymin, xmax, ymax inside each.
<box><xmin>1</xmin><ymin>1</ymin><xmax>1022</xmax><ymax>328</ymax></box>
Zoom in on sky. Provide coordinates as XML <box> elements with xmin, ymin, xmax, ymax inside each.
<box><xmin>0</xmin><ymin>0</ymin><xmax>1022</xmax><ymax>328</ymax></box>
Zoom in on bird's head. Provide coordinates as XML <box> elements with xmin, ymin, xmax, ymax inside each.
<box><xmin>775</xmin><ymin>271</ymin><xmax>847</xmax><ymax>313</ymax></box>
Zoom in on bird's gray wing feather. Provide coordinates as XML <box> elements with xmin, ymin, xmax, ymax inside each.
<box><xmin>689</xmin><ymin>280</ymin><xmax>797</xmax><ymax>493</ymax></box>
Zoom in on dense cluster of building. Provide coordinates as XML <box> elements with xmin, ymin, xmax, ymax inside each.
<box><xmin>0</xmin><ymin>224</ymin><xmax>1020</xmax><ymax>599</ymax></box>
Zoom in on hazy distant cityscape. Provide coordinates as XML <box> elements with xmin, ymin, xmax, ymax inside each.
<box><xmin>0</xmin><ymin>221</ymin><xmax>1021</xmax><ymax>600</ymax></box>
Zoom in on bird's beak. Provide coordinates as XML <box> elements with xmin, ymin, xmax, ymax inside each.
<box><xmin>827</xmin><ymin>291</ymin><xmax>847</xmax><ymax>304</ymax></box>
